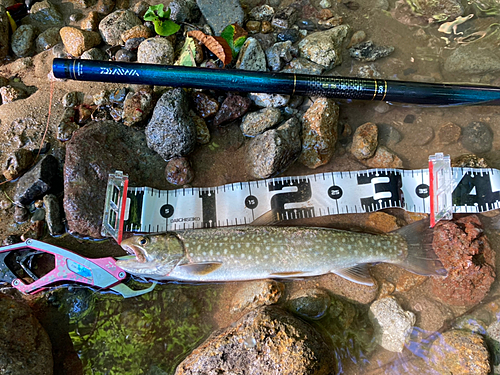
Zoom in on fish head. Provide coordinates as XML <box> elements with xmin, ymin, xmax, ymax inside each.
<box><xmin>117</xmin><ymin>233</ymin><xmax>185</xmax><ymax>278</ymax></box>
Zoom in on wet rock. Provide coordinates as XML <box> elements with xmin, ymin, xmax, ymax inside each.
<box><xmin>70</xmin><ymin>0</ymin><xmax>96</xmax><ymax>8</ymax></box>
<box><xmin>64</xmin><ymin>121</ymin><xmax>168</xmax><ymax>237</ymax></box>
<box><xmin>378</xmin><ymin>124</ymin><xmax>401</xmax><ymax>146</ymax></box>
<box><xmin>28</xmin><ymin>0</ymin><xmax>64</xmax><ymax>30</ymax></box>
<box><xmin>299</xmin><ymin>97</ymin><xmax>339</xmax><ymax>169</ymax></box>
<box><xmin>21</xmin><ymin>221</ymin><xmax>44</xmax><ymax>240</ymax></box>
<box><xmin>261</xmin><ymin>20</ymin><xmax>273</xmax><ymax>33</ymax></box>
<box><xmin>281</xmin><ymin>57</ymin><xmax>325</xmax><ymax>75</ymax></box>
<box><xmin>96</xmin><ymin>0</ymin><xmax>115</xmax><ymax>14</ymax></box>
<box><xmin>461</xmin><ymin>121</ymin><xmax>493</xmax><ymax>154</ymax></box>
<box><xmin>437</xmin><ymin>121</ymin><xmax>461</xmax><ymax>144</ymax></box>
<box><xmin>236</xmin><ymin>37</ymin><xmax>266</xmax><ymax>72</ymax></box>
<box><xmin>109</xmin><ymin>87</ymin><xmax>127</xmax><ymax>103</ymax></box>
<box><xmin>14</xmin><ymin>206</ymin><xmax>29</xmax><ymax>223</ymax></box>
<box><xmin>248</xmin><ymin>92</ymin><xmax>290</xmax><ymax>108</ymax></box>
<box><xmin>14</xmin><ymin>155</ymin><xmax>62</xmax><ymax>206</ymax></box>
<box><xmin>99</xmin><ymin>9</ymin><xmax>142</xmax><ymax>46</ymax></box>
<box><xmin>363</xmin><ymin>146</ymin><xmax>403</xmax><ymax>168</ymax></box>
<box><xmin>231</xmin><ymin>280</ymin><xmax>284</xmax><ymax>314</ymax></box>
<box><xmin>137</xmin><ymin>37</ymin><xmax>174</xmax><ymax>64</ymax></box>
<box><xmin>57</xmin><ymin>107</ymin><xmax>79</xmax><ymax>142</ymax></box>
<box><xmin>406</xmin><ymin>0</ymin><xmax>463</xmax><ymax>22</ymax></box>
<box><xmin>11</xmin><ymin>24</ymin><xmax>37</xmax><ymax>57</ymax></box>
<box><xmin>247</xmin><ymin>117</ymin><xmax>301</xmax><ymax>179</ymax></box>
<box><xmin>0</xmin><ymin>295</ymin><xmax>53</xmax><ymax>375</ymax></box>
<box><xmin>80</xmin><ymin>11</ymin><xmax>99</xmax><ymax>31</ymax></box>
<box><xmin>131</xmin><ymin>0</ymin><xmax>150</xmax><ymax>18</ymax></box>
<box><xmin>347</xmin><ymin>30</ymin><xmax>366</xmax><ymax>48</ymax></box>
<box><xmin>266</xmin><ymin>41</ymin><xmax>295</xmax><ymax>71</ymax></box>
<box><xmin>31</xmin><ymin>207</ymin><xmax>46</xmax><ymax>222</ymax></box>
<box><xmin>246</xmin><ymin>21</ymin><xmax>261</xmax><ymax>34</ymax></box>
<box><xmin>365</xmin><ymin>212</ymin><xmax>400</xmax><ymax>233</ymax></box>
<box><xmin>351</xmin><ymin>122</ymin><xmax>378</xmax><ymax>160</ymax></box>
<box><xmin>0</xmin><ymin>6</ymin><xmax>8</xmax><ymax>59</ymax></box>
<box><xmin>298</xmin><ymin>25</ymin><xmax>349</xmax><ymax>67</ymax></box>
<box><xmin>59</xmin><ymin>27</ymin><xmax>102</xmax><ymax>57</ymax></box>
<box><xmin>429</xmin><ymin>330</ymin><xmax>489</xmax><ymax>374</ymax></box>
<box><xmin>93</xmin><ymin>90</ymin><xmax>110</xmax><ymax>106</ymax></box>
<box><xmin>165</xmin><ymin>157</ymin><xmax>194</xmax><ymax>185</ymax></box>
<box><xmin>286</xmin><ymin>289</ymin><xmax>331</xmax><ymax>320</ymax></box>
<box><xmin>0</xmin><ymin>85</ymin><xmax>27</xmax><ymax>104</ymax></box>
<box><xmin>124</xmin><ymin>37</ymin><xmax>145</xmax><ymax>50</ymax></box>
<box><xmin>0</xmin><ymin>199</ymin><xmax>11</xmax><ymax>210</ymax></box>
<box><xmin>369</xmin><ymin>297</ymin><xmax>415</xmax><ymax>352</ymax></box>
<box><xmin>192</xmin><ymin>92</ymin><xmax>219</xmax><ymax>118</ymax></box>
<box><xmin>122</xmin><ymin>89</ymin><xmax>153</xmax><ymax>126</ymax></box>
<box><xmin>3</xmin><ymin>148</ymin><xmax>34</xmax><ymax>180</ymax></box>
<box><xmin>192</xmin><ymin>113</ymin><xmax>210</xmax><ymax>144</ymax></box>
<box><xmin>431</xmin><ymin>215</ymin><xmax>495</xmax><ymax>306</ymax></box>
<box><xmin>349</xmin><ymin>41</ymin><xmax>394</xmax><ymax>62</ymax></box>
<box><xmin>297</xmin><ymin>19</ymin><xmax>316</xmax><ymax>31</ymax></box>
<box><xmin>277</xmin><ymin>28</ymin><xmax>300</xmax><ymax>43</ymax></box>
<box><xmin>241</xmin><ymin>107</ymin><xmax>282</xmax><ymax>136</ymax></box>
<box><xmin>169</xmin><ymin>0</ymin><xmax>201</xmax><ymax>23</ymax></box>
<box><xmin>249</xmin><ymin>4</ymin><xmax>274</xmax><ymax>21</ymax></box>
<box><xmin>35</xmin><ymin>26</ymin><xmax>61</xmax><ymax>53</ymax></box>
<box><xmin>317</xmin><ymin>16</ymin><xmax>343</xmax><ymax>30</ymax></box>
<box><xmin>452</xmin><ymin>154</ymin><xmax>489</xmax><ymax>168</ymax></box>
<box><xmin>213</xmin><ymin>94</ymin><xmax>251</xmax><ymax>126</ymax></box>
<box><xmin>196</xmin><ymin>0</ymin><xmax>243</xmax><ymax>35</ymax></box>
<box><xmin>175</xmin><ymin>306</ymin><xmax>334</xmax><ymax>375</ymax></box>
<box><xmin>2</xmin><ymin>235</ymin><xmax>22</xmax><ymax>246</ymax></box>
<box><xmin>146</xmin><ymin>88</ymin><xmax>196</xmax><ymax>161</ymax></box>
<box><xmin>444</xmin><ymin>41</ymin><xmax>500</xmax><ymax>75</ymax></box>
<box><xmin>271</xmin><ymin>6</ymin><xmax>298</xmax><ymax>29</ymax></box>
<box><xmin>121</xmin><ymin>24</ymin><xmax>152</xmax><ymax>43</ymax></box>
<box><xmin>43</xmin><ymin>194</ymin><xmax>64</xmax><ymax>235</ymax></box>
<box><xmin>81</xmin><ymin>47</ymin><xmax>107</xmax><ymax>60</ymax></box>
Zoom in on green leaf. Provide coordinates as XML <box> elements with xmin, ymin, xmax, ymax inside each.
<box><xmin>153</xmin><ymin>19</ymin><xmax>181</xmax><ymax>36</ymax></box>
<box><xmin>220</xmin><ymin>23</ymin><xmax>247</xmax><ymax>58</ymax></box>
<box><xmin>143</xmin><ymin>4</ymin><xmax>163</xmax><ymax>21</ymax></box>
<box><xmin>175</xmin><ymin>36</ymin><xmax>197</xmax><ymax>66</ymax></box>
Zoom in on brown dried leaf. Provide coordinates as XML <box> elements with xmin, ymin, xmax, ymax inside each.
<box><xmin>187</xmin><ymin>30</ymin><xmax>232</xmax><ymax>66</ymax></box>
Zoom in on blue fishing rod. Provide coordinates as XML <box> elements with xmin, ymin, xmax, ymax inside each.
<box><xmin>52</xmin><ymin>58</ymin><xmax>500</xmax><ymax>106</ymax></box>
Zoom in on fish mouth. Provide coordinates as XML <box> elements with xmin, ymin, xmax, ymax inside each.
<box><xmin>121</xmin><ymin>244</ymin><xmax>147</xmax><ymax>263</ymax></box>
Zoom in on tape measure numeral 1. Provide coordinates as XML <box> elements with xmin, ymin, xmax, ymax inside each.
<box><xmin>101</xmin><ymin>154</ymin><xmax>500</xmax><ymax>243</ymax></box>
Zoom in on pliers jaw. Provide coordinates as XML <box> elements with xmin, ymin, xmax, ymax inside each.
<box><xmin>0</xmin><ymin>239</ymin><xmax>156</xmax><ymax>298</ymax></box>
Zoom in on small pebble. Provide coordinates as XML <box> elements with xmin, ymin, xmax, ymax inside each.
<box><xmin>124</xmin><ymin>37</ymin><xmax>145</xmax><ymax>51</ymax></box>
<box><xmin>192</xmin><ymin>92</ymin><xmax>219</xmax><ymax>118</ymax></box>
<box><xmin>261</xmin><ymin>21</ymin><xmax>273</xmax><ymax>33</ymax></box>
<box><xmin>0</xmin><ymin>199</ymin><xmax>12</xmax><ymax>210</ymax></box>
<box><xmin>62</xmin><ymin>91</ymin><xmax>81</xmax><ymax>108</ymax></box>
<box><xmin>115</xmin><ymin>48</ymin><xmax>135</xmax><ymax>61</ymax></box>
<box><xmin>31</xmin><ymin>208</ymin><xmax>46</xmax><ymax>222</ymax></box>
<box><xmin>374</xmin><ymin>101</ymin><xmax>391</xmax><ymax>114</ymax></box>
<box><xmin>213</xmin><ymin>94</ymin><xmax>251</xmax><ymax>126</ymax></box>
<box><xmin>319</xmin><ymin>0</ymin><xmax>332</xmax><ymax>8</ymax></box>
<box><xmin>191</xmin><ymin>113</ymin><xmax>210</xmax><ymax>144</ymax></box>
<box><xmin>297</xmin><ymin>19</ymin><xmax>316</xmax><ymax>31</ymax></box>
<box><xmin>318</xmin><ymin>16</ymin><xmax>343</xmax><ymax>29</ymax></box>
<box><xmin>364</xmin><ymin>146</ymin><xmax>403</xmax><ymax>168</ymax></box>
<box><xmin>277</xmin><ymin>29</ymin><xmax>300</xmax><ymax>43</ymax></box>
<box><xmin>347</xmin><ymin>30</ymin><xmax>366</xmax><ymax>47</ymax></box>
<box><xmin>165</xmin><ymin>157</ymin><xmax>194</xmax><ymax>185</ymax></box>
<box><xmin>349</xmin><ymin>40</ymin><xmax>394</xmax><ymax>62</ymax></box>
<box><xmin>246</xmin><ymin>21</ymin><xmax>261</xmax><ymax>34</ymax></box>
<box><xmin>437</xmin><ymin>122</ymin><xmax>461</xmax><ymax>145</ymax></box>
<box><xmin>14</xmin><ymin>206</ymin><xmax>29</xmax><ymax>223</ymax></box>
<box><xmin>351</xmin><ymin>122</ymin><xmax>378</xmax><ymax>160</ymax></box>
<box><xmin>461</xmin><ymin>121</ymin><xmax>493</xmax><ymax>154</ymax></box>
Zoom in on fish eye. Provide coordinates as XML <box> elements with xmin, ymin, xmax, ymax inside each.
<box><xmin>137</xmin><ymin>236</ymin><xmax>149</xmax><ymax>246</ymax></box>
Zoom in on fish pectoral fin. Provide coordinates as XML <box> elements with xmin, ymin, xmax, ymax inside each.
<box><xmin>332</xmin><ymin>264</ymin><xmax>375</xmax><ymax>286</ymax></box>
<box><xmin>269</xmin><ymin>271</ymin><xmax>307</xmax><ymax>277</ymax></box>
<box><xmin>178</xmin><ymin>262</ymin><xmax>222</xmax><ymax>275</ymax></box>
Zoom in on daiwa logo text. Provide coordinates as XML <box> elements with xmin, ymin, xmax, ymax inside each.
<box><xmin>99</xmin><ymin>67</ymin><xmax>140</xmax><ymax>76</ymax></box>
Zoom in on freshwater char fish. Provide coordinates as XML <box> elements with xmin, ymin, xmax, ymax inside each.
<box><xmin>117</xmin><ymin>219</ymin><xmax>446</xmax><ymax>285</ymax></box>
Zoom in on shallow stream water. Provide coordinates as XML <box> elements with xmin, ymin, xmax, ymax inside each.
<box><xmin>2</xmin><ymin>0</ymin><xmax>500</xmax><ymax>374</ymax></box>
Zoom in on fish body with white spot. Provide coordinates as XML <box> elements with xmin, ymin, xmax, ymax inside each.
<box><xmin>117</xmin><ymin>220</ymin><xmax>445</xmax><ymax>285</ymax></box>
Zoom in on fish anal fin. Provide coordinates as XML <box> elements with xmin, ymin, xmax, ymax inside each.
<box><xmin>270</xmin><ymin>271</ymin><xmax>307</xmax><ymax>277</ymax></box>
<box><xmin>332</xmin><ymin>264</ymin><xmax>375</xmax><ymax>286</ymax></box>
<box><xmin>178</xmin><ymin>262</ymin><xmax>222</xmax><ymax>275</ymax></box>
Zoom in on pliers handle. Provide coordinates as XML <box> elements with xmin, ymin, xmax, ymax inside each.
<box><xmin>0</xmin><ymin>239</ymin><xmax>156</xmax><ymax>298</ymax></box>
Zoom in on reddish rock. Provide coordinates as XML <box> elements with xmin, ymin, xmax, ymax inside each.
<box><xmin>165</xmin><ymin>157</ymin><xmax>194</xmax><ymax>185</ymax></box>
<box><xmin>213</xmin><ymin>94</ymin><xmax>252</xmax><ymax>126</ymax></box>
<box><xmin>351</xmin><ymin>122</ymin><xmax>378</xmax><ymax>160</ymax></box>
<box><xmin>192</xmin><ymin>92</ymin><xmax>219</xmax><ymax>118</ymax></box>
<box><xmin>0</xmin><ymin>294</ymin><xmax>53</xmax><ymax>375</ymax></box>
<box><xmin>64</xmin><ymin>121</ymin><xmax>168</xmax><ymax>238</ymax></box>
<box><xmin>431</xmin><ymin>215</ymin><xmax>495</xmax><ymax>306</ymax></box>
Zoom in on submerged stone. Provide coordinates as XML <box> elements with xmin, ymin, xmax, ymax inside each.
<box><xmin>175</xmin><ymin>306</ymin><xmax>335</xmax><ymax>375</ymax></box>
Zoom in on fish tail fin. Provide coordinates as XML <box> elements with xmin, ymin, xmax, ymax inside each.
<box><xmin>391</xmin><ymin>219</ymin><xmax>447</xmax><ymax>277</ymax></box>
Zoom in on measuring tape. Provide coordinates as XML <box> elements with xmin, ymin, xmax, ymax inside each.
<box><xmin>102</xmin><ymin>153</ymin><xmax>500</xmax><ymax>243</ymax></box>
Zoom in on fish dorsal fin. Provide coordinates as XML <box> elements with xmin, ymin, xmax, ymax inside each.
<box><xmin>250</xmin><ymin>210</ymin><xmax>279</xmax><ymax>226</ymax></box>
<box><xmin>178</xmin><ymin>262</ymin><xmax>222</xmax><ymax>275</ymax></box>
<box><xmin>332</xmin><ymin>264</ymin><xmax>375</xmax><ymax>286</ymax></box>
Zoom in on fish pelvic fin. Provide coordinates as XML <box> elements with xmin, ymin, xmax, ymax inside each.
<box><xmin>332</xmin><ymin>264</ymin><xmax>375</xmax><ymax>286</ymax></box>
<box><xmin>177</xmin><ymin>262</ymin><xmax>222</xmax><ymax>275</ymax></box>
<box><xmin>391</xmin><ymin>219</ymin><xmax>447</xmax><ymax>277</ymax></box>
